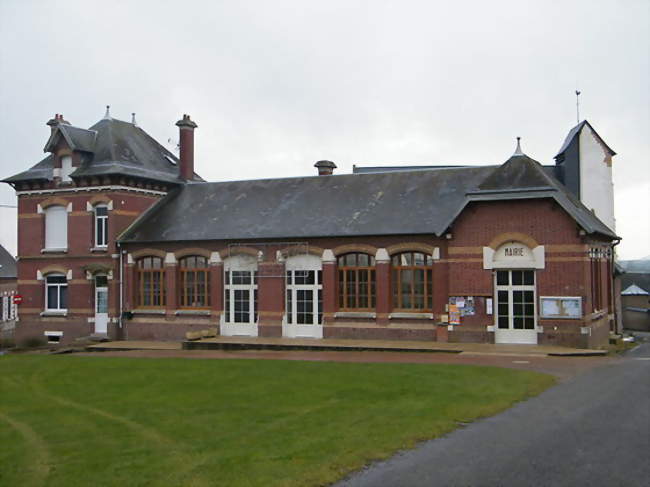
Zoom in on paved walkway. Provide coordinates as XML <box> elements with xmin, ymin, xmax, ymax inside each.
<box><xmin>88</xmin><ymin>337</ymin><xmax>606</xmax><ymax>357</ymax></box>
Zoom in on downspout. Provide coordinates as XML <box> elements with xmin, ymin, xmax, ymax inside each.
<box><xmin>611</xmin><ymin>238</ymin><xmax>622</xmax><ymax>334</ymax></box>
<box><xmin>118</xmin><ymin>241</ymin><xmax>124</xmax><ymax>340</ymax></box>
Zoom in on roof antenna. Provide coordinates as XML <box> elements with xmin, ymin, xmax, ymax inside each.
<box><xmin>103</xmin><ymin>105</ymin><xmax>112</xmax><ymax>120</ymax></box>
<box><xmin>513</xmin><ymin>136</ymin><xmax>524</xmax><ymax>156</ymax></box>
<box><xmin>575</xmin><ymin>90</ymin><xmax>581</xmax><ymax>124</ymax></box>
<box><xmin>131</xmin><ymin>112</ymin><xmax>137</xmax><ymax>126</ymax></box>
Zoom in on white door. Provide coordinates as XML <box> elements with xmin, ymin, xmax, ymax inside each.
<box><xmin>283</xmin><ymin>255</ymin><xmax>323</xmax><ymax>339</ymax></box>
<box><xmin>221</xmin><ymin>256</ymin><xmax>258</xmax><ymax>337</ymax></box>
<box><xmin>494</xmin><ymin>270</ymin><xmax>538</xmax><ymax>344</ymax></box>
<box><xmin>94</xmin><ymin>276</ymin><xmax>108</xmax><ymax>334</ymax></box>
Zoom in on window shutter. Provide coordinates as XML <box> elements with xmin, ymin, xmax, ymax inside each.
<box><xmin>45</xmin><ymin>206</ymin><xmax>67</xmax><ymax>249</ymax></box>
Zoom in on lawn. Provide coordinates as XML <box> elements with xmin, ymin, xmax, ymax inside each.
<box><xmin>0</xmin><ymin>354</ymin><xmax>554</xmax><ymax>487</ymax></box>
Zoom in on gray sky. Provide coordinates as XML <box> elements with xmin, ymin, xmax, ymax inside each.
<box><xmin>1</xmin><ymin>0</ymin><xmax>648</xmax><ymax>259</ymax></box>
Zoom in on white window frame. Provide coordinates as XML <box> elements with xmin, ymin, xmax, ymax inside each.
<box><xmin>45</xmin><ymin>273</ymin><xmax>68</xmax><ymax>312</ymax></box>
<box><xmin>223</xmin><ymin>255</ymin><xmax>258</xmax><ymax>325</ymax></box>
<box><xmin>44</xmin><ymin>205</ymin><xmax>68</xmax><ymax>251</ymax></box>
<box><xmin>94</xmin><ymin>204</ymin><xmax>109</xmax><ymax>248</ymax></box>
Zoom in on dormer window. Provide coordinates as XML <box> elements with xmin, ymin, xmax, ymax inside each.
<box><xmin>61</xmin><ymin>155</ymin><xmax>73</xmax><ymax>182</ymax></box>
<box><xmin>94</xmin><ymin>205</ymin><xmax>108</xmax><ymax>248</ymax></box>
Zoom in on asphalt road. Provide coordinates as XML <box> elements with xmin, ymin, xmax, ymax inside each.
<box><xmin>336</xmin><ymin>343</ymin><xmax>650</xmax><ymax>487</ymax></box>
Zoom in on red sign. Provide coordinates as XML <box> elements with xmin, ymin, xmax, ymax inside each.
<box><xmin>13</xmin><ymin>295</ymin><xmax>23</xmax><ymax>305</ymax></box>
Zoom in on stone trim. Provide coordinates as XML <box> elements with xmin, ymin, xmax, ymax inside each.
<box><xmin>386</xmin><ymin>242</ymin><xmax>436</xmax><ymax>256</ymax></box>
<box><xmin>278</xmin><ymin>245</ymin><xmax>324</xmax><ymax>259</ymax></box>
<box><xmin>131</xmin><ymin>248</ymin><xmax>167</xmax><ymax>259</ymax></box>
<box><xmin>38</xmin><ymin>265</ymin><xmax>69</xmax><ymax>278</ymax></box>
<box><xmin>174</xmin><ymin>247</ymin><xmax>212</xmax><ymax>259</ymax></box>
<box><xmin>488</xmin><ymin>232</ymin><xmax>539</xmax><ymax>251</ymax></box>
<box><xmin>38</xmin><ymin>196</ymin><xmax>70</xmax><ymax>210</ymax></box>
<box><xmin>332</xmin><ymin>243</ymin><xmax>378</xmax><ymax>257</ymax></box>
<box><xmin>218</xmin><ymin>246</ymin><xmax>259</xmax><ymax>259</ymax></box>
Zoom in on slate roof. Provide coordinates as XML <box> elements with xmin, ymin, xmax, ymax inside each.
<box><xmin>120</xmin><ymin>152</ymin><xmax>618</xmax><ymax>243</ymax></box>
<box><xmin>0</xmin><ymin>245</ymin><xmax>16</xmax><ymax>280</ymax></box>
<box><xmin>555</xmin><ymin>120</ymin><xmax>616</xmax><ymax>158</ymax></box>
<box><xmin>3</xmin><ymin>117</ymin><xmax>202</xmax><ymax>185</ymax></box>
<box><xmin>622</xmin><ymin>284</ymin><xmax>649</xmax><ymax>296</ymax></box>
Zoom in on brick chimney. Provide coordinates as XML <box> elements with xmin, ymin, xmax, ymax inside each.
<box><xmin>46</xmin><ymin>114</ymin><xmax>70</xmax><ymax>134</ymax></box>
<box><xmin>175</xmin><ymin>114</ymin><xmax>198</xmax><ymax>181</ymax></box>
<box><xmin>314</xmin><ymin>160</ymin><xmax>336</xmax><ymax>176</ymax></box>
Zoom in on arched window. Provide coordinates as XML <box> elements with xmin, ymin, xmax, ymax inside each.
<box><xmin>224</xmin><ymin>255</ymin><xmax>257</xmax><ymax>324</ymax></box>
<box><xmin>136</xmin><ymin>256</ymin><xmax>165</xmax><ymax>308</ymax></box>
<box><xmin>44</xmin><ymin>205</ymin><xmax>67</xmax><ymax>250</ymax></box>
<box><xmin>392</xmin><ymin>252</ymin><xmax>433</xmax><ymax>311</ymax></box>
<box><xmin>45</xmin><ymin>273</ymin><xmax>68</xmax><ymax>311</ymax></box>
<box><xmin>338</xmin><ymin>253</ymin><xmax>375</xmax><ymax>310</ymax></box>
<box><xmin>179</xmin><ymin>255</ymin><xmax>210</xmax><ymax>308</ymax></box>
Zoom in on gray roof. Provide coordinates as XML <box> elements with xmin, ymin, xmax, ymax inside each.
<box><xmin>120</xmin><ymin>154</ymin><xmax>618</xmax><ymax>243</ymax></box>
<box><xmin>555</xmin><ymin>120</ymin><xmax>616</xmax><ymax>158</ymax></box>
<box><xmin>466</xmin><ymin>153</ymin><xmax>617</xmax><ymax>238</ymax></box>
<box><xmin>622</xmin><ymin>284</ymin><xmax>649</xmax><ymax>296</ymax></box>
<box><xmin>619</xmin><ymin>259</ymin><xmax>650</xmax><ymax>273</ymax></box>
<box><xmin>0</xmin><ymin>245</ymin><xmax>16</xmax><ymax>279</ymax></box>
<box><xmin>44</xmin><ymin>124</ymin><xmax>97</xmax><ymax>153</ymax></box>
<box><xmin>3</xmin><ymin>118</ymin><xmax>202</xmax><ymax>185</ymax></box>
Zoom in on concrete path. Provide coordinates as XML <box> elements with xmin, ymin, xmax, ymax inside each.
<box><xmin>335</xmin><ymin>342</ymin><xmax>650</xmax><ymax>487</ymax></box>
<box><xmin>89</xmin><ymin>338</ymin><xmax>606</xmax><ymax>357</ymax></box>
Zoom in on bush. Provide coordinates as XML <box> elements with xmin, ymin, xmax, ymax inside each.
<box><xmin>20</xmin><ymin>336</ymin><xmax>46</xmax><ymax>349</ymax></box>
<box><xmin>0</xmin><ymin>337</ymin><xmax>15</xmax><ymax>349</ymax></box>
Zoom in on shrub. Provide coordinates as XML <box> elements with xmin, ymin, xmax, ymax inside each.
<box><xmin>20</xmin><ymin>336</ymin><xmax>46</xmax><ymax>349</ymax></box>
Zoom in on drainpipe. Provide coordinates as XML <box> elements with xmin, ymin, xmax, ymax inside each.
<box><xmin>118</xmin><ymin>241</ymin><xmax>124</xmax><ymax>338</ymax></box>
<box><xmin>611</xmin><ymin>238</ymin><xmax>622</xmax><ymax>334</ymax></box>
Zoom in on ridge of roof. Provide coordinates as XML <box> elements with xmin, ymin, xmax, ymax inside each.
<box><xmin>555</xmin><ymin>120</ymin><xmax>616</xmax><ymax>158</ymax></box>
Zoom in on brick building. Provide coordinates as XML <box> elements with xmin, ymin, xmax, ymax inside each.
<box><xmin>3</xmin><ymin>110</ymin><xmax>620</xmax><ymax>348</ymax></box>
<box><xmin>0</xmin><ymin>244</ymin><xmax>17</xmax><ymax>339</ymax></box>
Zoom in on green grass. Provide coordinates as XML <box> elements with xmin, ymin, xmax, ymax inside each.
<box><xmin>0</xmin><ymin>354</ymin><xmax>554</xmax><ymax>487</ymax></box>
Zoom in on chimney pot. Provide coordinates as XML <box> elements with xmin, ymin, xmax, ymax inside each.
<box><xmin>314</xmin><ymin>160</ymin><xmax>337</xmax><ymax>176</ymax></box>
<box><xmin>175</xmin><ymin>114</ymin><xmax>198</xmax><ymax>180</ymax></box>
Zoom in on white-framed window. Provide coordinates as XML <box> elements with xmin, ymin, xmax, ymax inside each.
<box><xmin>61</xmin><ymin>155</ymin><xmax>73</xmax><ymax>182</ymax></box>
<box><xmin>495</xmin><ymin>270</ymin><xmax>536</xmax><ymax>330</ymax></box>
<box><xmin>44</xmin><ymin>205</ymin><xmax>68</xmax><ymax>250</ymax></box>
<box><xmin>224</xmin><ymin>255</ymin><xmax>258</xmax><ymax>324</ymax></box>
<box><xmin>286</xmin><ymin>255</ymin><xmax>322</xmax><ymax>325</ymax></box>
<box><xmin>45</xmin><ymin>274</ymin><xmax>68</xmax><ymax>312</ymax></box>
<box><xmin>94</xmin><ymin>205</ymin><xmax>108</xmax><ymax>247</ymax></box>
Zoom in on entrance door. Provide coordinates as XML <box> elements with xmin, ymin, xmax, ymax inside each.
<box><xmin>284</xmin><ymin>270</ymin><xmax>323</xmax><ymax>338</ymax></box>
<box><xmin>94</xmin><ymin>275</ymin><xmax>108</xmax><ymax>334</ymax></box>
<box><xmin>494</xmin><ymin>270</ymin><xmax>537</xmax><ymax>344</ymax></box>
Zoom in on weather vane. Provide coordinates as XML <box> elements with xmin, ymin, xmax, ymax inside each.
<box><xmin>575</xmin><ymin>90</ymin><xmax>581</xmax><ymax>123</ymax></box>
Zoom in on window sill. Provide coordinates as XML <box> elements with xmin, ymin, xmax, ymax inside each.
<box><xmin>41</xmin><ymin>311</ymin><xmax>67</xmax><ymax>317</ymax></box>
<box><xmin>90</xmin><ymin>247</ymin><xmax>109</xmax><ymax>253</ymax></box>
<box><xmin>389</xmin><ymin>312</ymin><xmax>434</xmax><ymax>320</ymax></box>
<box><xmin>41</xmin><ymin>248</ymin><xmax>68</xmax><ymax>254</ymax></box>
<box><xmin>175</xmin><ymin>309</ymin><xmax>211</xmax><ymax>316</ymax></box>
<box><xmin>132</xmin><ymin>309</ymin><xmax>166</xmax><ymax>315</ymax></box>
<box><xmin>334</xmin><ymin>311</ymin><xmax>376</xmax><ymax>319</ymax></box>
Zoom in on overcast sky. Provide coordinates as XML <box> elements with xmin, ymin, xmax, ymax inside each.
<box><xmin>0</xmin><ymin>0</ymin><xmax>648</xmax><ymax>259</ymax></box>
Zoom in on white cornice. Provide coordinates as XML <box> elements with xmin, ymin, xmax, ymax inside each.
<box><xmin>16</xmin><ymin>185</ymin><xmax>168</xmax><ymax>197</ymax></box>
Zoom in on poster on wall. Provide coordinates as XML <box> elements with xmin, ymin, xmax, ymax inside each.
<box><xmin>449</xmin><ymin>296</ymin><xmax>476</xmax><ymax>317</ymax></box>
<box><xmin>449</xmin><ymin>304</ymin><xmax>461</xmax><ymax>325</ymax></box>
<box><xmin>540</xmin><ymin>297</ymin><xmax>582</xmax><ymax>319</ymax></box>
